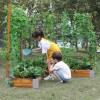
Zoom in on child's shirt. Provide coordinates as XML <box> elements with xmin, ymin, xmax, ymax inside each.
<box><xmin>38</xmin><ymin>38</ymin><xmax>54</xmax><ymax>54</ymax></box>
<box><xmin>53</xmin><ymin>61</ymin><xmax>71</xmax><ymax>79</ymax></box>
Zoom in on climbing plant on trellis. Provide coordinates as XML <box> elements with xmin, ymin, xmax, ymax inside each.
<box><xmin>71</xmin><ymin>12</ymin><xmax>97</xmax><ymax>66</ymax></box>
<box><xmin>4</xmin><ymin>5</ymin><xmax>30</xmax><ymax>68</ymax></box>
<box><xmin>60</xmin><ymin>12</ymin><xmax>71</xmax><ymax>46</ymax></box>
<box><xmin>31</xmin><ymin>12</ymin><xmax>56</xmax><ymax>42</ymax></box>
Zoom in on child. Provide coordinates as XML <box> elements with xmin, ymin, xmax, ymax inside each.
<box><xmin>49</xmin><ymin>51</ymin><xmax>71</xmax><ymax>83</ymax></box>
<box><xmin>32</xmin><ymin>29</ymin><xmax>62</xmax><ymax>80</ymax></box>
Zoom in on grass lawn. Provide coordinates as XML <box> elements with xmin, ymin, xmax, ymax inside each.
<box><xmin>0</xmin><ymin>54</ymin><xmax>100</xmax><ymax>100</ymax></box>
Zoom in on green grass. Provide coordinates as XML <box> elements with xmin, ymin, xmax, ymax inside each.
<box><xmin>0</xmin><ymin>55</ymin><xmax>100</xmax><ymax>100</ymax></box>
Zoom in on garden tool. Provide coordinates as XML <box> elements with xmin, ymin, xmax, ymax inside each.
<box><xmin>22</xmin><ymin>48</ymin><xmax>38</xmax><ymax>56</ymax></box>
<box><xmin>22</xmin><ymin>49</ymin><xmax>31</xmax><ymax>56</ymax></box>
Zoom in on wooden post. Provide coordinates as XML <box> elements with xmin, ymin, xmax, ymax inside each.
<box><xmin>6</xmin><ymin>4</ymin><xmax>11</xmax><ymax>78</ymax></box>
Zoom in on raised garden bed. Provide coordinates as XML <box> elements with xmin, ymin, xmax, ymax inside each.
<box><xmin>11</xmin><ymin>77</ymin><xmax>42</xmax><ymax>88</ymax></box>
<box><xmin>8</xmin><ymin>59</ymin><xmax>46</xmax><ymax>88</ymax></box>
<box><xmin>71</xmin><ymin>70</ymin><xmax>94</xmax><ymax>77</ymax></box>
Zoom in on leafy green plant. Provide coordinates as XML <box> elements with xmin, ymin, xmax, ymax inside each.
<box><xmin>10</xmin><ymin>58</ymin><xmax>46</xmax><ymax>78</ymax></box>
<box><xmin>42</xmin><ymin>12</ymin><xmax>56</xmax><ymax>41</ymax></box>
<box><xmin>62</xmin><ymin>48</ymin><xmax>93</xmax><ymax>70</ymax></box>
<box><xmin>60</xmin><ymin>12</ymin><xmax>71</xmax><ymax>45</ymax></box>
<box><xmin>64</xmin><ymin>57</ymin><xmax>93</xmax><ymax>70</ymax></box>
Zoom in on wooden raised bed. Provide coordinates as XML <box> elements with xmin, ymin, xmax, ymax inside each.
<box><xmin>71</xmin><ymin>70</ymin><xmax>94</xmax><ymax>77</ymax></box>
<box><xmin>11</xmin><ymin>77</ymin><xmax>42</xmax><ymax>88</ymax></box>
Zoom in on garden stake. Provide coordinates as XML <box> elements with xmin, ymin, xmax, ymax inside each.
<box><xmin>6</xmin><ymin>4</ymin><xmax>11</xmax><ymax>78</ymax></box>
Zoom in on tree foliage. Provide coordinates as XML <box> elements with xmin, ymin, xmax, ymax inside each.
<box><xmin>52</xmin><ymin>0</ymin><xmax>100</xmax><ymax>31</ymax></box>
<box><xmin>9</xmin><ymin>0</ymin><xmax>100</xmax><ymax>32</ymax></box>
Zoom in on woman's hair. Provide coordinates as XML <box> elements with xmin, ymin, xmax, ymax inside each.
<box><xmin>32</xmin><ymin>29</ymin><xmax>44</xmax><ymax>38</ymax></box>
<box><xmin>52</xmin><ymin>52</ymin><xmax>62</xmax><ymax>61</ymax></box>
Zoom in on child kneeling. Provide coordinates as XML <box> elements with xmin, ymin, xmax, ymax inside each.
<box><xmin>49</xmin><ymin>52</ymin><xmax>71</xmax><ymax>83</ymax></box>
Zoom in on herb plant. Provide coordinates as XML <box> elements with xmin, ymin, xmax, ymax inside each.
<box><xmin>62</xmin><ymin>48</ymin><xmax>94</xmax><ymax>70</ymax></box>
<box><xmin>10</xmin><ymin>58</ymin><xmax>46</xmax><ymax>78</ymax></box>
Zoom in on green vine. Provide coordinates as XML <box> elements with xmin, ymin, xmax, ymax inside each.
<box><xmin>72</xmin><ymin>12</ymin><xmax>97</xmax><ymax>66</ymax></box>
<box><xmin>4</xmin><ymin>5</ymin><xmax>30</xmax><ymax>67</ymax></box>
<box><xmin>60</xmin><ymin>12</ymin><xmax>71</xmax><ymax>45</ymax></box>
<box><xmin>43</xmin><ymin>12</ymin><xmax>56</xmax><ymax>41</ymax></box>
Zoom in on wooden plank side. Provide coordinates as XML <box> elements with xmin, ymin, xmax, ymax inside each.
<box><xmin>12</xmin><ymin>78</ymin><xmax>21</xmax><ymax>83</ymax></box>
<box><xmin>12</xmin><ymin>78</ymin><xmax>42</xmax><ymax>88</ymax></box>
<box><xmin>71</xmin><ymin>70</ymin><xmax>90</xmax><ymax>77</ymax></box>
<box><xmin>13</xmin><ymin>83</ymin><xmax>32</xmax><ymax>87</ymax></box>
<box><xmin>20</xmin><ymin>78</ymin><xmax>32</xmax><ymax>84</ymax></box>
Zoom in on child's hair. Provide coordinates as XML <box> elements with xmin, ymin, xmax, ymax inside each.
<box><xmin>52</xmin><ymin>52</ymin><xmax>62</xmax><ymax>61</ymax></box>
<box><xmin>32</xmin><ymin>29</ymin><xmax>44</xmax><ymax>38</ymax></box>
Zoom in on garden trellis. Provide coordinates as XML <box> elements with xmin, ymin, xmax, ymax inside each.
<box><xmin>5</xmin><ymin>4</ymin><xmax>97</xmax><ymax>78</ymax></box>
<box><xmin>5</xmin><ymin>4</ymin><xmax>30</xmax><ymax>78</ymax></box>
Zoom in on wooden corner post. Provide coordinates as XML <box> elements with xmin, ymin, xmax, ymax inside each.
<box><xmin>6</xmin><ymin>4</ymin><xmax>11</xmax><ymax>78</ymax></box>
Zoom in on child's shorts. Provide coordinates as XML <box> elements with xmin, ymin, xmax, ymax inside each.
<box><xmin>56</xmin><ymin>70</ymin><xmax>69</xmax><ymax>82</ymax></box>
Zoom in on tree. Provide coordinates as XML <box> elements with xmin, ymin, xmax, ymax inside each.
<box><xmin>52</xmin><ymin>0</ymin><xmax>100</xmax><ymax>32</ymax></box>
